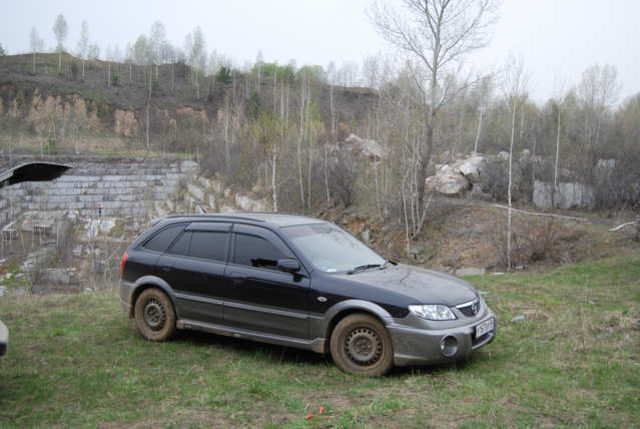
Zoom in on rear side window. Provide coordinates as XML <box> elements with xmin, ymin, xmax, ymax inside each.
<box><xmin>189</xmin><ymin>231</ymin><xmax>229</xmax><ymax>262</ymax></box>
<box><xmin>168</xmin><ymin>231</ymin><xmax>191</xmax><ymax>256</ymax></box>
<box><xmin>142</xmin><ymin>225</ymin><xmax>184</xmax><ymax>253</ymax></box>
<box><xmin>234</xmin><ymin>234</ymin><xmax>286</xmax><ymax>270</ymax></box>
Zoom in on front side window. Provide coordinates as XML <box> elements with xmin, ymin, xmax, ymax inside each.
<box><xmin>143</xmin><ymin>225</ymin><xmax>184</xmax><ymax>253</ymax></box>
<box><xmin>233</xmin><ymin>234</ymin><xmax>286</xmax><ymax>270</ymax></box>
<box><xmin>282</xmin><ymin>223</ymin><xmax>385</xmax><ymax>273</ymax></box>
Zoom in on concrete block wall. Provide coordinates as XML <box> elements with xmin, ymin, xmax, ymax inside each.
<box><xmin>0</xmin><ymin>159</ymin><xmax>199</xmax><ymax>224</ymax></box>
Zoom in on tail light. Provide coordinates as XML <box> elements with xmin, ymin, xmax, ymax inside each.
<box><xmin>119</xmin><ymin>251</ymin><xmax>128</xmax><ymax>277</ymax></box>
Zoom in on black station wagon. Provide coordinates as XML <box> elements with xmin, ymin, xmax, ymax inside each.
<box><xmin>119</xmin><ymin>213</ymin><xmax>496</xmax><ymax>376</ymax></box>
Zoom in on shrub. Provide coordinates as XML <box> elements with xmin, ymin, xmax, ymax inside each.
<box><xmin>490</xmin><ymin>216</ymin><xmax>582</xmax><ymax>269</ymax></box>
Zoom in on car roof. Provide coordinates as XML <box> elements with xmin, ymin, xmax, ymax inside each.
<box><xmin>164</xmin><ymin>212</ymin><xmax>327</xmax><ymax>228</ymax></box>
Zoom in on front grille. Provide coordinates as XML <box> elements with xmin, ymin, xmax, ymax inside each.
<box><xmin>456</xmin><ymin>299</ymin><xmax>481</xmax><ymax>317</ymax></box>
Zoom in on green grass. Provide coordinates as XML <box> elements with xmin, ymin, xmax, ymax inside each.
<box><xmin>0</xmin><ymin>256</ymin><xmax>639</xmax><ymax>428</ymax></box>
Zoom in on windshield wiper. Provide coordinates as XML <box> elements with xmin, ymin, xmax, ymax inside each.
<box><xmin>347</xmin><ymin>263</ymin><xmax>385</xmax><ymax>275</ymax></box>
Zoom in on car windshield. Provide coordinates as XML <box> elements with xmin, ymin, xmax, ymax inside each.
<box><xmin>282</xmin><ymin>223</ymin><xmax>385</xmax><ymax>273</ymax></box>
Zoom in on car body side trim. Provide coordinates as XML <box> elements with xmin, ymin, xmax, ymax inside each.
<box><xmin>174</xmin><ymin>292</ymin><xmax>315</xmax><ymax>320</ymax></box>
<box><xmin>224</xmin><ymin>299</ymin><xmax>309</xmax><ymax>319</ymax></box>
<box><xmin>177</xmin><ymin>318</ymin><xmax>326</xmax><ymax>353</ymax></box>
<box><xmin>174</xmin><ymin>292</ymin><xmax>223</xmax><ymax>306</ymax></box>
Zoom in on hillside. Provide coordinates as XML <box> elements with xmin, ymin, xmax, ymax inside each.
<box><xmin>0</xmin><ymin>256</ymin><xmax>638</xmax><ymax>427</ymax></box>
<box><xmin>0</xmin><ymin>53</ymin><xmax>376</xmax><ymax>155</ymax></box>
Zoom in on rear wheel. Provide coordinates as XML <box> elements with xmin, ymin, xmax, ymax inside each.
<box><xmin>134</xmin><ymin>288</ymin><xmax>176</xmax><ymax>341</ymax></box>
<box><xmin>329</xmin><ymin>313</ymin><xmax>394</xmax><ymax>376</ymax></box>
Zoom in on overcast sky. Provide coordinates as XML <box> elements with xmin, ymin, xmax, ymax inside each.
<box><xmin>2</xmin><ymin>0</ymin><xmax>639</xmax><ymax>102</ymax></box>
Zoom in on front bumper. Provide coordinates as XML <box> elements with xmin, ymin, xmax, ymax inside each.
<box><xmin>0</xmin><ymin>319</ymin><xmax>8</xmax><ymax>357</ymax></box>
<box><xmin>388</xmin><ymin>309</ymin><xmax>496</xmax><ymax>366</ymax></box>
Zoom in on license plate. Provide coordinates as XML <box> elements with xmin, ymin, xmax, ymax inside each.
<box><xmin>475</xmin><ymin>318</ymin><xmax>495</xmax><ymax>338</ymax></box>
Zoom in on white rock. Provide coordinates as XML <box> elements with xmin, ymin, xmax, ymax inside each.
<box><xmin>456</xmin><ymin>267</ymin><xmax>486</xmax><ymax>276</ymax></box>
<box><xmin>219</xmin><ymin>205</ymin><xmax>237</xmax><ymax>213</ymax></box>
<box><xmin>497</xmin><ymin>151</ymin><xmax>510</xmax><ymax>161</ymax></box>
<box><xmin>455</xmin><ymin>155</ymin><xmax>486</xmax><ymax>182</ymax></box>
<box><xmin>533</xmin><ymin>180</ymin><xmax>594</xmax><ymax>209</ymax></box>
<box><xmin>209</xmin><ymin>179</ymin><xmax>224</xmax><ymax>194</ymax></box>
<box><xmin>425</xmin><ymin>168</ymin><xmax>470</xmax><ymax>196</ymax></box>
<box><xmin>207</xmin><ymin>194</ymin><xmax>217</xmax><ymax>210</ymax></box>
<box><xmin>85</xmin><ymin>218</ymin><xmax>116</xmax><ymax>237</ymax></box>
<box><xmin>234</xmin><ymin>194</ymin><xmax>268</xmax><ymax>212</ymax></box>
<box><xmin>344</xmin><ymin>133</ymin><xmax>387</xmax><ymax>160</ymax></box>
<box><xmin>187</xmin><ymin>183</ymin><xmax>205</xmax><ymax>201</ymax></box>
<box><xmin>198</xmin><ymin>177</ymin><xmax>212</xmax><ymax>189</ymax></box>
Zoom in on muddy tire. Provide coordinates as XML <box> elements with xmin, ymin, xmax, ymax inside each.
<box><xmin>134</xmin><ymin>288</ymin><xmax>177</xmax><ymax>342</ymax></box>
<box><xmin>329</xmin><ymin>313</ymin><xmax>394</xmax><ymax>376</ymax></box>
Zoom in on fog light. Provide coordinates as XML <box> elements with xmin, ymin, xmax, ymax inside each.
<box><xmin>440</xmin><ymin>336</ymin><xmax>458</xmax><ymax>357</ymax></box>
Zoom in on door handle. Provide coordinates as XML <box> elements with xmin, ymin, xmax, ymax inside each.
<box><xmin>230</xmin><ymin>274</ymin><xmax>246</xmax><ymax>284</ymax></box>
<box><xmin>160</xmin><ymin>266</ymin><xmax>172</xmax><ymax>272</ymax></box>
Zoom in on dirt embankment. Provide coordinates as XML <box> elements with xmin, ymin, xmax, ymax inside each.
<box><xmin>319</xmin><ymin>198</ymin><xmax>640</xmax><ymax>273</ymax></box>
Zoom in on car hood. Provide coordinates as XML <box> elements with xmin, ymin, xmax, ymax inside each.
<box><xmin>334</xmin><ymin>264</ymin><xmax>478</xmax><ymax>306</ymax></box>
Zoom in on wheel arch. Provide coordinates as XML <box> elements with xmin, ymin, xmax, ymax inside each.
<box><xmin>129</xmin><ymin>276</ymin><xmax>177</xmax><ymax>318</ymax></box>
<box><xmin>322</xmin><ymin>300</ymin><xmax>393</xmax><ymax>352</ymax></box>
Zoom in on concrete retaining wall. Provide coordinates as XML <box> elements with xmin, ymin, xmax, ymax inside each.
<box><xmin>0</xmin><ymin>159</ymin><xmax>198</xmax><ymax>224</ymax></box>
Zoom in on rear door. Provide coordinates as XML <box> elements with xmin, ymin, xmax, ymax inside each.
<box><xmin>224</xmin><ymin>224</ymin><xmax>310</xmax><ymax>339</ymax></box>
<box><xmin>159</xmin><ymin>222</ymin><xmax>231</xmax><ymax>325</ymax></box>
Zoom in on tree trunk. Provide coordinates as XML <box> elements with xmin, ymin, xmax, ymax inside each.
<box><xmin>297</xmin><ymin>78</ymin><xmax>306</xmax><ymax>208</ymax></box>
<box><xmin>305</xmin><ymin>85</ymin><xmax>312</xmax><ymax>209</ymax></box>
<box><xmin>329</xmin><ymin>83</ymin><xmax>336</xmax><ymax>142</ymax></box>
<box><xmin>553</xmin><ymin>105</ymin><xmax>561</xmax><ymax>206</ymax></box>
<box><xmin>271</xmin><ymin>150</ymin><xmax>278</xmax><ymax>212</ymax></box>
<box><xmin>416</xmin><ymin>120</ymin><xmax>434</xmax><ymax>219</ymax></box>
<box><xmin>324</xmin><ymin>145</ymin><xmax>331</xmax><ymax>205</ymax></box>
<box><xmin>473</xmin><ymin>109</ymin><xmax>483</xmax><ymax>155</ymax></box>
<box><xmin>146</xmin><ymin>103</ymin><xmax>150</xmax><ymax>150</ymax></box>
<box><xmin>507</xmin><ymin>100</ymin><xmax>517</xmax><ymax>271</ymax></box>
<box><xmin>223</xmin><ymin>99</ymin><xmax>230</xmax><ymax>171</ymax></box>
<box><xmin>273</xmin><ymin>71</ymin><xmax>277</xmax><ymax>111</ymax></box>
<box><xmin>171</xmin><ymin>63</ymin><xmax>175</xmax><ymax>91</ymax></box>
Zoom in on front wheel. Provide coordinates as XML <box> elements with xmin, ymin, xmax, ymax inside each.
<box><xmin>134</xmin><ymin>288</ymin><xmax>177</xmax><ymax>341</ymax></box>
<box><xmin>329</xmin><ymin>313</ymin><xmax>394</xmax><ymax>376</ymax></box>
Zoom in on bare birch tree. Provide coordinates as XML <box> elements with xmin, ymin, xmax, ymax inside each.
<box><xmin>52</xmin><ymin>14</ymin><xmax>68</xmax><ymax>73</ymax></box>
<box><xmin>473</xmin><ymin>76</ymin><xmax>492</xmax><ymax>154</ymax></box>
<box><xmin>77</xmin><ymin>21</ymin><xmax>89</xmax><ymax>80</ymax></box>
<box><xmin>29</xmin><ymin>27</ymin><xmax>44</xmax><ymax>74</ymax></box>
<box><xmin>149</xmin><ymin>21</ymin><xmax>167</xmax><ymax>79</ymax></box>
<box><xmin>189</xmin><ymin>27</ymin><xmax>207</xmax><ymax>100</ymax></box>
<box><xmin>502</xmin><ymin>54</ymin><xmax>528</xmax><ymax>270</ymax></box>
<box><xmin>370</xmin><ymin>0</ymin><xmax>499</xmax><ymax>235</ymax></box>
<box><xmin>577</xmin><ymin>64</ymin><xmax>621</xmax><ymax>170</ymax></box>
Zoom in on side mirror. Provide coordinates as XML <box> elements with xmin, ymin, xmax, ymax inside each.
<box><xmin>277</xmin><ymin>258</ymin><xmax>300</xmax><ymax>273</ymax></box>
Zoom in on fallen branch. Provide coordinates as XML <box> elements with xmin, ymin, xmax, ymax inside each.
<box><xmin>491</xmin><ymin>204</ymin><xmax>588</xmax><ymax>222</ymax></box>
<box><xmin>609</xmin><ymin>220</ymin><xmax>639</xmax><ymax>232</ymax></box>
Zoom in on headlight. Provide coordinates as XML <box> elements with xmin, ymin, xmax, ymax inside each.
<box><xmin>409</xmin><ymin>304</ymin><xmax>457</xmax><ymax>321</ymax></box>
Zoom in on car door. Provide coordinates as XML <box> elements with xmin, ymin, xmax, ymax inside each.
<box><xmin>224</xmin><ymin>224</ymin><xmax>310</xmax><ymax>339</ymax></box>
<box><xmin>157</xmin><ymin>222</ymin><xmax>231</xmax><ymax>325</ymax></box>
